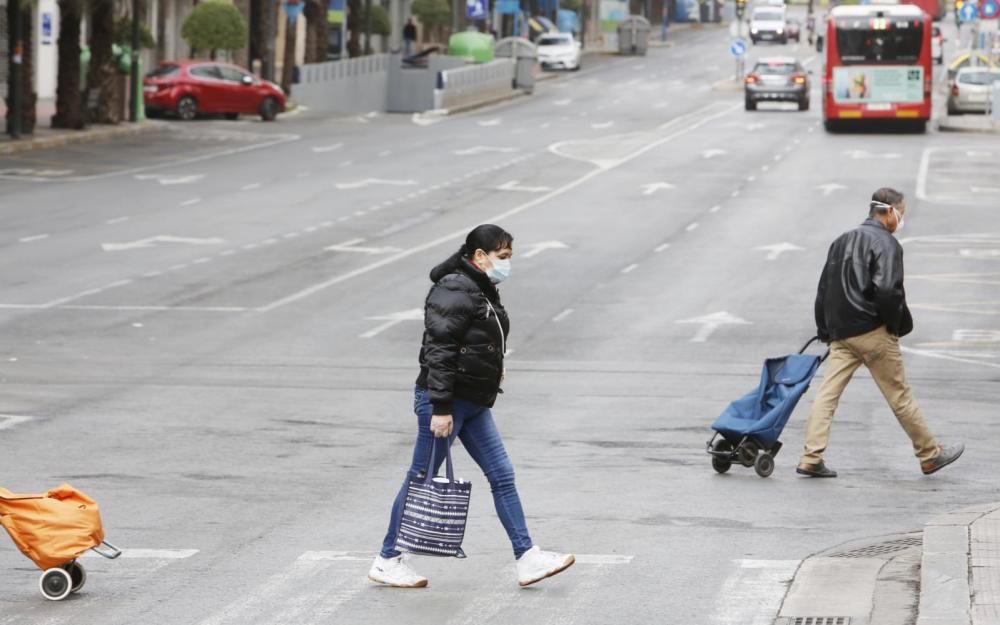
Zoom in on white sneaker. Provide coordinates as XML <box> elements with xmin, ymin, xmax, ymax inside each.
<box><xmin>368</xmin><ymin>555</ymin><xmax>428</xmax><ymax>588</ymax></box>
<box><xmin>516</xmin><ymin>546</ymin><xmax>575</xmax><ymax>587</ymax></box>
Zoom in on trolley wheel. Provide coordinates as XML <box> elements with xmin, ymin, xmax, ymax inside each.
<box><xmin>755</xmin><ymin>452</ymin><xmax>775</xmax><ymax>478</ymax></box>
<box><xmin>39</xmin><ymin>567</ymin><xmax>73</xmax><ymax>601</ymax></box>
<box><xmin>739</xmin><ymin>440</ymin><xmax>759</xmax><ymax>467</ymax></box>
<box><xmin>63</xmin><ymin>560</ymin><xmax>87</xmax><ymax>593</ymax></box>
<box><xmin>711</xmin><ymin>439</ymin><xmax>733</xmax><ymax>474</ymax></box>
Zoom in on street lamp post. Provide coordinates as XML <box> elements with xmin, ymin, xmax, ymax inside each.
<box><xmin>130</xmin><ymin>0</ymin><xmax>140</xmax><ymax>122</ymax></box>
<box><xmin>8</xmin><ymin>0</ymin><xmax>23</xmax><ymax>139</ymax></box>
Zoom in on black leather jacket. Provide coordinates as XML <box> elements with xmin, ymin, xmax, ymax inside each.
<box><xmin>415</xmin><ymin>254</ymin><xmax>510</xmax><ymax>415</ymax></box>
<box><xmin>815</xmin><ymin>218</ymin><xmax>913</xmax><ymax>342</ymax></box>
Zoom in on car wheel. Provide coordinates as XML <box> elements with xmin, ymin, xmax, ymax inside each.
<box><xmin>224</xmin><ymin>112</ymin><xmax>240</xmax><ymax>120</ymax></box>
<box><xmin>745</xmin><ymin>96</ymin><xmax>756</xmax><ymax>111</ymax></box>
<box><xmin>823</xmin><ymin>119</ymin><xmax>839</xmax><ymax>133</ymax></box>
<box><xmin>176</xmin><ymin>96</ymin><xmax>197</xmax><ymax>121</ymax></box>
<box><xmin>798</xmin><ymin>97</ymin><xmax>809</xmax><ymax>111</ymax></box>
<box><xmin>260</xmin><ymin>97</ymin><xmax>279</xmax><ymax>122</ymax></box>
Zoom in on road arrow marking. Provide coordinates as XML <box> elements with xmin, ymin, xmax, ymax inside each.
<box><xmin>335</xmin><ymin>178</ymin><xmax>417</xmax><ymax>190</ymax></box>
<box><xmin>101</xmin><ymin>235</ymin><xmax>226</xmax><ymax>252</ymax></box>
<box><xmin>702</xmin><ymin>149</ymin><xmax>727</xmax><ymax>159</ymax></box>
<box><xmin>0</xmin><ymin>414</ymin><xmax>34</xmax><ymax>430</ymax></box>
<box><xmin>497</xmin><ymin>180</ymin><xmax>551</xmax><ymax>193</ymax></box>
<box><xmin>522</xmin><ymin>240</ymin><xmax>569</xmax><ymax>258</ymax></box>
<box><xmin>642</xmin><ymin>182</ymin><xmax>676</xmax><ymax>195</ymax></box>
<box><xmin>677</xmin><ymin>311</ymin><xmax>752</xmax><ymax>343</ymax></box>
<box><xmin>134</xmin><ymin>174</ymin><xmax>205</xmax><ymax>185</ymax></box>
<box><xmin>817</xmin><ymin>183</ymin><xmax>846</xmax><ymax>196</ymax></box>
<box><xmin>325</xmin><ymin>238</ymin><xmax>402</xmax><ymax>255</ymax></box>
<box><xmin>311</xmin><ymin>143</ymin><xmax>343</xmax><ymax>153</ymax></box>
<box><xmin>361</xmin><ymin>308</ymin><xmax>424</xmax><ymax>338</ymax></box>
<box><xmin>452</xmin><ymin>146</ymin><xmax>518</xmax><ymax>156</ymax></box>
<box><xmin>754</xmin><ymin>242</ymin><xmax>804</xmax><ymax>260</ymax></box>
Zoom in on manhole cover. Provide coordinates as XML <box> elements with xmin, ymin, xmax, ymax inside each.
<box><xmin>828</xmin><ymin>536</ymin><xmax>921</xmax><ymax>558</ymax></box>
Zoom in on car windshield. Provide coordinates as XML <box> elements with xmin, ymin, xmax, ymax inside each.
<box><xmin>959</xmin><ymin>71</ymin><xmax>1000</xmax><ymax>85</ymax></box>
<box><xmin>755</xmin><ymin>61</ymin><xmax>800</xmax><ymax>74</ymax></box>
<box><xmin>538</xmin><ymin>36</ymin><xmax>571</xmax><ymax>45</ymax></box>
<box><xmin>754</xmin><ymin>10</ymin><xmax>784</xmax><ymax>20</ymax></box>
<box><xmin>147</xmin><ymin>64</ymin><xmax>180</xmax><ymax>78</ymax></box>
<box><xmin>835</xmin><ymin>21</ymin><xmax>923</xmax><ymax>64</ymax></box>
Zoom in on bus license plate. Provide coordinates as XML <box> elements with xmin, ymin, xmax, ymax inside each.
<box><xmin>866</xmin><ymin>103</ymin><xmax>892</xmax><ymax>111</ymax></box>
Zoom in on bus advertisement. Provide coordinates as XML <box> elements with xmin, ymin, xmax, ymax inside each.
<box><xmin>821</xmin><ymin>4</ymin><xmax>933</xmax><ymax>131</ymax></box>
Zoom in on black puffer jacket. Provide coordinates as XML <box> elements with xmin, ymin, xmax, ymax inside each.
<box><xmin>415</xmin><ymin>253</ymin><xmax>510</xmax><ymax>415</ymax></box>
<box><xmin>815</xmin><ymin>218</ymin><xmax>914</xmax><ymax>342</ymax></box>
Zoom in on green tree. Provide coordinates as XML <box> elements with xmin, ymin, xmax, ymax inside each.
<box><xmin>365</xmin><ymin>4</ymin><xmax>390</xmax><ymax>36</ymax></box>
<box><xmin>411</xmin><ymin>0</ymin><xmax>450</xmax><ymax>41</ymax></box>
<box><xmin>182</xmin><ymin>0</ymin><xmax>249</xmax><ymax>60</ymax></box>
<box><xmin>560</xmin><ymin>0</ymin><xmax>581</xmax><ymax>12</ymax></box>
<box><xmin>113</xmin><ymin>17</ymin><xmax>157</xmax><ymax>49</ymax></box>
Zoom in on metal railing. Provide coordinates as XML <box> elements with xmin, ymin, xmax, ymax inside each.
<box><xmin>434</xmin><ymin>59</ymin><xmax>516</xmax><ymax>111</ymax></box>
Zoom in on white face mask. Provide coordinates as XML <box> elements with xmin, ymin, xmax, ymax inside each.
<box><xmin>485</xmin><ymin>257</ymin><xmax>511</xmax><ymax>284</ymax></box>
<box><xmin>893</xmin><ymin>207</ymin><xmax>905</xmax><ymax>232</ymax></box>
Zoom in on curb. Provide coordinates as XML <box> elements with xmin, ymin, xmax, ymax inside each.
<box><xmin>937</xmin><ymin>120</ymin><xmax>1000</xmax><ymax>134</ymax></box>
<box><xmin>918</xmin><ymin>502</ymin><xmax>1000</xmax><ymax>625</ymax></box>
<box><xmin>442</xmin><ymin>90</ymin><xmax>528</xmax><ymax>116</ymax></box>
<box><xmin>0</xmin><ymin>121</ymin><xmax>170</xmax><ymax>155</ymax></box>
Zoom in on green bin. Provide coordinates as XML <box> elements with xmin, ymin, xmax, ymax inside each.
<box><xmin>448</xmin><ymin>31</ymin><xmax>495</xmax><ymax>63</ymax></box>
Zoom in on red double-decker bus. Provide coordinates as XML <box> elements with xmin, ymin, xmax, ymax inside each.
<box><xmin>821</xmin><ymin>4</ymin><xmax>933</xmax><ymax>131</ymax></box>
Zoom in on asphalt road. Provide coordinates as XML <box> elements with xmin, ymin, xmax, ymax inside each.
<box><xmin>1</xmin><ymin>16</ymin><xmax>998</xmax><ymax>625</ymax></box>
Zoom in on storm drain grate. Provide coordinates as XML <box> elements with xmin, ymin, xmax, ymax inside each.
<box><xmin>828</xmin><ymin>536</ymin><xmax>922</xmax><ymax>558</ymax></box>
<box><xmin>775</xmin><ymin>617</ymin><xmax>852</xmax><ymax>625</ymax></box>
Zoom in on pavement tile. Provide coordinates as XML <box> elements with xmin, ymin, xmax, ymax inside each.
<box><xmin>920</xmin><ymin>552</ymin><xmax>971</xmax><ymax>620</ymax></box>
<box><xmin>930</xmin><ymin>513</ymin><xmax>990</xmax><ymax>527</ymax></box>
<box><xmin>973</xmin><ymin>521</ymin><xmax>1000</xmax><ymax>546</ymax></box>
<box><xmin>926</xmin><ymin>526</ymin><xmax>971</xmax><ymax>554</ymax></box>
<box><xmin>917</xmin><ymin>618</ymin><xmax>972</xmax><ymax>625</ymax></box>
<box><xmin>973</xmin><ymin>563</ymin><xmax>1000</xmax><ymax>604</ymax></box>
<box><xmin>779</xmin><ymin>557</ymin><xmax>884</xmax><ymax>618</ymax></box>
<box><xmin>972</xmin><ymin>604</ymin><xmax>1000</xmax><ymax>625</ymax></box>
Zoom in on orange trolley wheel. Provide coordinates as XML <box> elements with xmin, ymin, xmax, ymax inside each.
<box><xmin>39</xmin><ymin>567</ymin><xmax>73</xmax><ymax>601</ymax></box>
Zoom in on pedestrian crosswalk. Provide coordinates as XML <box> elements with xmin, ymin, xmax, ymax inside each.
<box><xmin>709</xmin><ymin>559</ymin><xmax>801</xmax><ymax>625</ymax></box>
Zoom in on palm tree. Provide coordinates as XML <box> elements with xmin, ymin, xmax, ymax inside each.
<box><xmin>5</xmin><ymin>0</ymin><xmax>37</xmax><ymax>134</ymax></box>
<box><xmin>347</xmin><ymin>0</ymin><xmax>362</xmax><ymax>56</ymax></box>
<box><xmin>52</xmin><ymin>0</ymin><xmax>85</xmax><ymax>129</ymax></box>
<box><xmin>303</xmin><ymin>0</ymin><xmax>329</xmax><ymax>63</ymax></box>
<box><xmin>87</xmin><ymin>0</ymin><xmax>120</xmax><ymax>124</ymax></box>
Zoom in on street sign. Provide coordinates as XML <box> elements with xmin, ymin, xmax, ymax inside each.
<box><xmin>497</xmin><ymin>0</ymin><xmax>519</xmax><ymax>14</ymax></box>
<box><xmin>730</xmin><ymin>38</ymin><xmax>747</xmax><ymax>57</ymax></box>
<box><xmin>982</xmin><ymin>0</ymin><xmax>999</xmax><ymax>19</ymax></box>
<box><xmin>960</xmin><ymin>2</ymin><xmax>978</xmax><ymax>22</ymax></box>
<box><xmin>284</xmin><ymin>0</ymin><xmax>304</xmax><ymax>20</ymax></box>
<box><xmin>467</xmin><ymin>0</ymin><xmax>488</xmax><ymax>19</ymax></box>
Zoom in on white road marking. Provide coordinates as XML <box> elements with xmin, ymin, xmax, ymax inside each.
<box><xmin>82</xmin><ymin>549</ymin><xmax>199</xmax><ymax>559</ymax></box>
<box><xmin>522</xmin><ymin>240</ymin><xmax>569</xmax><ymax>258</ymax></box>
<box><xmin>338</xmin><ymin>160</ymin><xmax>353</xmax><ymax>168</ymax></box>
<box><xmin>591</xmin><ymin>121</ymin><xmax>615</xmax><ymax>129</ymax></box>
<box><xmin>553</xmin><ymin>99</ymin><xmax>573</xmax><ymax>106</ymax></box>
<box><xmin>710</xmin><ymin>205</ymin><xmax>722</xmax><ymax>213</ymax></box>
<box><xmin>844</xmin><ymin>149</ymin><xmax>901</xmax><ymax>160</ymax></box>
<box><xmin>916</xmin><ymin>147</ymin><xmax>934</xmax><ymax>201</ymax></box>
<box><xmin>360</xmin><ymin>308</ymin><xmax>424</xmax><ymax>338</ymax></box>
<box><xmin>411</xmin><ymin>110</ymin><xmax>447</xmax><ymax>126</ymax></box>
<box><xmin>311</xmin><ymin>143</ymin><xmax>343</xmax><ymax>153</ymax></box>
<box><xmin>902</xmin><ymin>346</ymin><xmax>1000</xmax><ymax>370</ymax></box>
<box><xmin>0</xmin><ymin>415</ymin><xmax>33</xmax><ymax>430</ymax></box>
<box><xmin>134</xmin><ymin>174</ymin><xmax>205</xmax><ymax>186</ymax></box>
<box><xmin>731</xmin><ymin>190</ymin><xmax>740</xmax><ymax>197</ymax></box>
<box><xmin>540</xmin><ymin>122</ymin><xmax>552</xmax><ymax>128</ymax></box>
<box><xmin>774</xmin><ymin>154</ymin><xmax>783</xmax><ymax>162</ymax></box>
<box><xmin>702</xmin><ymin>148</ymin><xmax>727</xmax><ymax>159</ymax></box>
<box><xmin>747</xmin><ymin>123</ymin><xmax>766</xmax><ymax>131</ymax></box>
<box><xmin>259</xmin><ymin>103</ymin><xmax>741</xmax><ymax>312</ymax></box>
<box><xmin>262</xmin><ymin>238</ymin><xmax>279</xmax><ymax>245</ymax></box>
<box><xmin>710</xmin><ymin>560</ymin><xmax>800</xmax><ymax>625</ymax></box>
<box><xmin>552</xmin><ymin>308</ymin><xmax>575</xmax><ymax>322</ymax></box>
<box><xmin>497</xmin><ymin>180</ymin><xmax>552</xmax><ymax>193</ymax></box>
<box><xmin>655</xmin><ymin>243</ymin><xmax>670</xmax><ymax>253</ymax></box>
<box><xmin>192</xmin><ymin>257</ymin><xmax>212</xmax><ymax>264</ymax></box>
<box><xmin>106</xmin><ymin>217</ymin><xmax>130</xmax><ymax>225</ymax></box>
<box><xmin>298</xmin><ymin>551</ymin><xmax>371</xmax><ymax>562</ymax></box>
<box><xmin>642</xmin><ymin>182</ymin><xmax>676</xmax><ymax>195</ymax></box>
<box><xmin>453</xmin><ymin>146</ymin><xmax>518</xmax><ymax>155</ymax></box>
<box><xmin>19</xmin><ymin>234</ymin><xmax>49</xmax><ymax>243</ymax></box>
<box><xmin>761</xmin><ymin>165</ymin><xmax>770</xmax><ymax>172</ymax></box>
<box><xmin>677</xmin><ymin>311</ymin><xmax>752</xmax><ymax>342</ymax></box>
<box><xmin>971</xmin><ymin>186</ymin><xmax>1000</xmax><ymax>193</ymax></box>
<box><xmin>817</xmin><ymin>183</ymin><xmax>846</xmax><ymax>196</ymax></box>
<box><xmin>241</xmin><ymin>183</ymin><xmax>262</xmax><ymax>191</ymax></box>
<box><xmin>335</xmin><ymin>178</ymin><xmax>417</xmax><ymax>190</ymax></box>
<box><xmin>686</xmin><ymin>222</ymin><xmax>699</xmax><ymax>232</ymax></box>
<box><xmin>747</xmin><ymin>175</ymin><xmax>757</xmax><ymax>182</ymax></box>
<box><xmin>143</xmin><ymin>271</ymin><xmax>163</xmax><ymax>278</ymax></box>
<box><xmin>622</xmin><ymin>263</ymin><xmax>639</xmax><ymax>274</ymax></box>
<box><xmin>755</xmin><ymin>242</ymin><xmax>804</xmax><ymax>260</ymax></box>
<box><xmin>326</xmin><ymin>238</ymin><xmax>402</xmax><ymax>254</ymax></box>
<box><xmin>102</xmin><ymin>235</ymin><xmax>226</xmax><ymax>252</ymax></box>
<box><xmin>180</xmin><ymin>198</ymin><xmax>201</xmax><ymax>206</ymax></box>
<box><xmin>379</xmin><ymin>150</ymin><xmax>392</xmax><ymax>157</ymax></box>
<box><xmin>575</xmin><ymin>554</ymin><xmax>634</xmax><ymax>565</ymax></box>
<box><xmin>219</xmin><ymin>249</ymin><xmax>237</xmax><ymax>256</ymax></box>
<box><xmin>478</xmin><ymin>118</ymin><xmax>502</xmax><ymax>127</ymax></box>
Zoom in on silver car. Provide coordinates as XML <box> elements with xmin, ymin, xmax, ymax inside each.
<box><xmin>947</xmin><ymin>67</ymin><xmax>1000</xmax><ymax>115</ymax></box>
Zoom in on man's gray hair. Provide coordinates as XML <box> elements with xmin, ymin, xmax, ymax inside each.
<box><xmin>870</xmin><ymin>187</ymin><xmax>904</xmax><ymax>216</ymax></box>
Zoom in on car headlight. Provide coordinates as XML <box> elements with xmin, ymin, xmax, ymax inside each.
<box><xmin>776</xmin><ymin>28</ymin><xmax>783</xmax><ymax>33</ymax></box>
<box><xmin>751</xmin><ymin>27</ymin><xmax>758</xmax><ymax>33</ymax></box>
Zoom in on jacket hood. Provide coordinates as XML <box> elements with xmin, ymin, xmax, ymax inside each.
<box><xmin>429</xmin><ymin>252</ymin><xmax>499</xmax><ymax>299</ymax></box>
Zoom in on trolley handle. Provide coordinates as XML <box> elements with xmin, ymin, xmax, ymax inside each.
<box><xmin>798</xmin><ymin>336</ymin><xmax>831</xmax><ymax>362</ymax></box>
<box><xmin>91</xmin><ymin>541</ymin><xmax>122</xmax><ymax>560</ymax></box>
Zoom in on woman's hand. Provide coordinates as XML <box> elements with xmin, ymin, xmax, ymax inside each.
<box><xmin>430</xmin><ymin>415</ymin><xmax>454</xmax><ymax>438</ymax></box>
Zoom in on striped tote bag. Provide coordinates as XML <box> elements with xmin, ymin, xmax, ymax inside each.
<box><xmin>395</xmin><ymin>443</ymin><xmax>471</xmax><ymax>558</ymax></box>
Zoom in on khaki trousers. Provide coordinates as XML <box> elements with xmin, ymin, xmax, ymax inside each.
<box><xmin>800</xmin><ymin>325</ymin><xmax>939</xmax><ymax>465</ymax></box>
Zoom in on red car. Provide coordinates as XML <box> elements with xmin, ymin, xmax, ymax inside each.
<box><xmin>144</xmin><ymin>60</ymin><xmax>286</xmax><ymax>121</ymax></box>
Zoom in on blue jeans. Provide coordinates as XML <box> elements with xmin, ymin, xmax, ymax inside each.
<box><xmin>380</xmin><ymin>387</ymin><xmax>533</xmax><ymax>559</ymax></box>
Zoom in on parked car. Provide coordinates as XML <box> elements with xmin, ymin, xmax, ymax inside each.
<box><xmin>537</xmin><ymin>33</ymin><xmax>582</xmax><ymax>71</ymax></box>
<box><xmin>931</xmin><ymin>26</ymin><xmax>945</xmax><ymax>65</ymax></box>
<box><xmin>786</xmin><ymin>17</ymin><xmax>801</xmax><ymax>42</ymax></box>
<box><xmin>750</xmin><ymin>6</ymin><xmax>788</xmax><ymax>44</ymax></box>
<box><xmin>947</xmin><ymin>67</ymin><xmax>1000</xmax><ymax>115</ymax></box>
<box><xmin>745</xmin><ymin>57</ymin><xmax>810</xmax><ymax>111</ymax></box>
<box><xmin>947</xmin><ymin>52</ymin><xmax>995</xmax><ymax>82</ymax></box>
<box><xmin>144</xmin><ymin>61</ymin><xmax>286</xmax><ymax>122</ymax></box>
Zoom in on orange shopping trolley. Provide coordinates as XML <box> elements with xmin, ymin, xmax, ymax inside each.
<box><xmin>0</xmin><ymin>484</ymin><xmax>121</xmax><ymax>600</ymax></box>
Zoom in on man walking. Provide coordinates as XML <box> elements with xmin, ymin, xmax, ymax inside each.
<box><xmin>403</xmin><ymin>18</ymin><xmax>418</xmax><ymax>57</ymax></box>
<box><xmin>797</xmin><ymin>188</ymin><xmax>964</xmax><ymax>478</ymax></box>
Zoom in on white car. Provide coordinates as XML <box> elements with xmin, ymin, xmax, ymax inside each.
<box><xmin>750</xmin><ymin>7</ymin><xmax>788</xmax><ymax>44</ymax></box>
<box><xmin>537</xmin><ymin>33</ymin><xmax>582</xmax><ymax>71</ymax></box>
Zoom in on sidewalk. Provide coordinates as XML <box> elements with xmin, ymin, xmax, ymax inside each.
<box><xmin>776</xmin><ymin>503</ymin><xmax>1000</xmax><ymax>625</ymax></box>
<box><xmin>938</xmin><ymin>114</ymin><xmax>1000</xmax><ymax>133</ymax></box>
<box><xmin>0</xmin><ymin>120</ymin><xmax>168</xmax><ymax>155</ymax></box>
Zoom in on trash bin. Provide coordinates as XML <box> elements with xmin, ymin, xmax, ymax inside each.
<box><xmin>448</xmin><ymin>31</ymin><xmax>495</xmax><ymax>63</ymax></box>
<box><xmin>699</xmin><ymin>0</ymin><xmax>710</xmax><ymax>22</ymax></box>
<box><xmin>495</xmin><ymin>37</ymin><xmax>538</xmax><ymax>93</ymax></box>
<box><xmin>617</xmin><ymin>15</ymin><xmax>651</xmax><ymax>56</ymax></box>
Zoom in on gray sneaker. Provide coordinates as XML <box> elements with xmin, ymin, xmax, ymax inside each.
<box><xmin>922</xmin><ymin>443</ymin><xmax>965</xmax><ymax>475</ymax></box>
